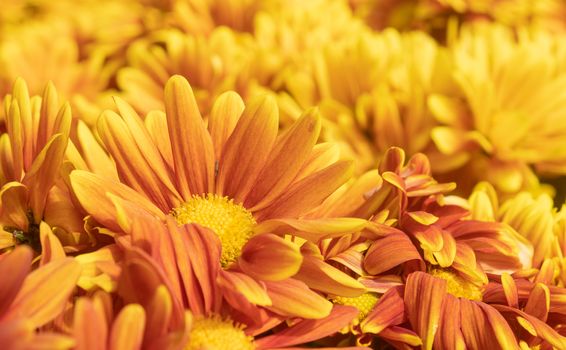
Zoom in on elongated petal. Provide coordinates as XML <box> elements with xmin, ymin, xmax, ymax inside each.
<box><xmin>361</xmin><ymin>286</ymin><xmax>405</xmax><ymax>334</ymax></box>
<box><xmin>404</xmin><ymin>272</ymin><xmax>445</xmax><ymax>350</ymax></box>
<box><xmin>256</xmin><ymin>305</ymin><xmax>357</xmax><ymax>348</ymax></box>
<box><xmin>39</xmin><ymin>221</ymin><xmax>65</xmax><ymax>265</ymax></box>
<box><xmin>165</xmin><ymin>75</ymin><xmax>215</xmax><ymax>197</ymax></box>
<box><xmin>216</xmin><ymin>95</ymin><xmax>279</xmax><ymax>203</ymax></box>
<box><xmin>246</xmin><ymin>108</ymin><xmax>321</xmax><ymax>210</ymax></box>
<box><xmin>7</xmin><ymin>257</ymin><xmax>80</xmax><ymax>328</ymax></box>
<box><xmin>218</xmin><ymin>270</ymin><xmax>271</xmax><ymax>306</ymax></box>
<box><xmin>0</xmin><ymin>246</ymin><xmax>32</xmax><ymax>316</ymax></box>
<box><xmin>0</xmin><ymin>182</ymin><xmax>29</xmax><ymax>231</ymax></box>
<box><xmin>22</xmin><ymin>133</ymin><xmax>67</xmax><ymax>222</ymax></box>
<box><xmin>264</xmin><ymin>278</ymin><xmax>333</xmax><ymax>319</ymax></box>
<box><xmin>435</xmin><ymin>294</ymin><xmax>465</xmax><ymax>350</ymax></box>
<box><xmin>98</xmin><ymin>110</ymin><xmax>180</xmax><ymax>211</ymax></box>
<box><xmin>364</xmin><ymin>231</ymin><xmax>421</xmax><ymax>275</ymax></box>
<box><xmin>208</xmin><ymin>91</ymin><xmax>245</xmax><ymax>160</ymax></box>
<box><xmin>255</xmin><ymin>217</ymin><xmax>368</xmax><ymax>242</ymax></box>
<box><xmin>73</xmin><ymin>298</ymin><xmax>108</xmax><ymax>350</ymax></box>
<box><xmin>70</xmin><ymin>170</ymin><xmax>164</xmax><ymax>231</ymax></box>
<box><xmin>295</xmin><ymin>254</ymin><xmax>366</xmax><ymax>297</ymax></box>
<box><xmin>257</xmin><ymin>160</ymin><xmax>354</xmax><ymax>220</ymax></box>
<box><xmin>524</xmin><ymin>283</ymin><xmax>550</xmax><ymax>322</ymax></box>
<box><xmin>238</xmin><ymin>234</ymin><xmax>302</xmax><ymax>281</ymax></box>
<box><xmin>109</xmin><ymin>304</ymin><xmax>146</xmax><ymax>350</ymax></box>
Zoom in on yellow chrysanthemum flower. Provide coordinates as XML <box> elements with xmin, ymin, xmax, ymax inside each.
<box><xmin>430</xmin><ymin>23</ymin><xmax>566</xmax><ymax>194</ymax></box>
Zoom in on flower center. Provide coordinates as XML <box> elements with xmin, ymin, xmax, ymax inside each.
<box><xmin>430</xmin><ymin>268</ymin><xmax>483</xmax><ymax>301</ymax></box>
<box><xmin>187</xmin><ymin>315</ymin><xmax>255</xmax><ymax>350</ymax></box>
<box><xmin>333</xmin><ymin>293</ymin><xmax>379</xmax><ymax>321</ymax></box>
<box><xmin>173</xmin><ymin>194</ymin><xmax>256</xmax><ymax>267</ymax></box>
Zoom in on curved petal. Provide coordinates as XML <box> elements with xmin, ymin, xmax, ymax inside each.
<box><xmin>164</xmin><ymin>75</ymin><xmax>215</xmax><ymax>196</ymax></box>
<box><xmin>39</xmin><ymin>221</ymin><xmax>65</xmax><ymax>265</ymax></box>
<box><xmin>246</xmin><ymin>108</ymin><xmax>321</xmax><ymax>210</ymax></box>
<box><xmin>0</xmin><ymin>246</ymin><xmax>32</xmax><ymax>316</ymax></box>
<box><xmin>361</xmin><ymin>286</ymin><xmax>405</xmax><ymax>334</ymax></box>
<box><xmin>70</xmin><ymin>170</ymin><xmax>164</xmax><ymax>231</ymax></box>
<box><xmin>109</xmin><ymin>304</ymin><xmax>146</xmax><ymax>350</ymax></box>
<box><xmin>263</xmin><ymin>278</ymin><xmax>333</xmax><ymax>319</ymax></box>
<box><xmin>208</xmin><ymin>91</ymin><xmax>245</xmax><ymax>160</ymax></box>
<box><xmin>218</xmin><ymin>270</ymin><xmax>271</xmax><ymax>306</ymax></box>
<box><xmin>364</xmin><ymin>231</ymin><xmax>421</xmax><ymax>275</ymax></box>
<box><xmin>255</xmin><ymin>217</ymin><xmax>368</xmax><ymax>242</ymax></box>
<box><xmin>256</xmin><ymin>305</ymin><xmax>357</xmax><ymax>348</ymax></box>
<box><xmin>8</xmin><ymin>257</ymin><xmax>81</xmax><ymax>328</ymax></box>
<box><xmin>294</xmin><ymin>254</ymin><xmax>366</xmax><ymax>297</ymax></box>
<box><xmin>0</xmin><ymin>181</ymin><xmax>29</xmax><ymax>230</ymax></box>
<box><xmin>256</xmin><ymin>160</ymin><xmax>354</xmax><ymax>220</ymax></box>
<box><xmin>216</xmin><ymin>95</ymin><xmax>279</xmax><ymax>203</ymax></box>
<box><xmin>239</xmin><ymin>234</ymin><xmax>302</xmax><ymax>281</ymax></box>
<box><xmin>404</xmin><ymin>272</ymin><xmax>446</xmax><ymax>350</ymax></box>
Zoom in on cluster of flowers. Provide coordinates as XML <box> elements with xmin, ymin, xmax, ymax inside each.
<box><xmin>1</xmin><ymin>0</ymin><xmax>566</xmax><ymax>349</ymax></box>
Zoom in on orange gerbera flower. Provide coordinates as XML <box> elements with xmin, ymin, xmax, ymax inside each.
<box><xmin>0</xmin><ymin>246</ymin><xmax>81</xmax><ymax>349</ymax></box>
<box><xmin>70</xmin><ymin>75</ymin><xmax>358</xmax><ymax>317</ymax></box>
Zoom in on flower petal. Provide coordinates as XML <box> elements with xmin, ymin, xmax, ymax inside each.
<box><xmin>255</xmin><ymin>305</ymin><xmax>357</xmax><ymax>348</ymax></box>
<box><xmin>0</xmin><ymin>246</ymin><xmax>32</xmax><ymax>316</ymax></box>
<box><xmin>364</xmin><ymin>231</ymin><xmax>421</xmax><ymax>275</ymax></box>
<box><xmin>164</xmin><ymin>75</ymin><xmax>215</xmax><ymax>196</ymax></box>
<box><xmin>218</xmin><ymin>270</ymin><xmax>271</xmax><ymax>306</ymax></box>
<box><xmin>109</xmin><ymin>304</ymin><xmax>146</xmax><ymax>350</ymax></box>
<box><xmin>208</xmin><ymin>91</ymin><xmax>245</xmax><ymax>160</ymax></box>
<box><xmin>404</xmin><ymin>272</ymin><xmax>445</xmax><ymax>350</ymax></box>
<box><xmin>263</xmin><ymin>278</ymin><xmax>333</xmax><ymax>319</ymax></box>
<box><xmin>246</xmin><ymin>108</ymin><xmax>321</xmax><ymax>210</ymax></box>
<box><xmin>256</xmin><ymin>160</ymin><xmax>354</xmax><ymax>220</ymax></box>
<box><xmin>39</xmin><ymin>221</ymin><xmax>66</xmax><ymax>265</ymax></box>
<box><xmin>8</xmin><ymin>257</ymin><xmax>81</xmax><ymax>328</ymax></box>
<box><xmin>361</xmin><ymin>286</ymin><xmax>405</xmax><ymax>334</ymax></box>
<box><xmin>216</xmin><ymin>95</ymin><xmax>279</xmax><ymax>203</ymax></box>
<box><xmin>239</xmin><ymin>233</ymin><xmax>302</xmax><ymax>281</ymax></box>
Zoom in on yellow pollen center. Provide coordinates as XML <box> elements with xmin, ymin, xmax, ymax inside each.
<box><xmin>174</xmin><ymin>194</ymin><xmax>256</xmax><ymax>267</ymax></box>
<box><xmin>430</xmin><ymin>269</ymin><xmax>483</xmax><ymax>301</ymax></box>
<box><xmin>187</xmin><ymin>315</ymin><xmax>255</xmax><ymax>350</ymax></box>
<box><xmin>333</xmin><ymin>293</ymin><xmax>379</xmax><ymax>321</ymax></box>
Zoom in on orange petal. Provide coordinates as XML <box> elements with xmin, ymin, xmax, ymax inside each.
<box><xmin>144</xmin><ymin>285</ymin><xmax>173</xmax><ymax>340</ymax></box>
<box><xmin>109</xmin><ymin>304</ymin><xmax>146</xmax><ymax>350</ymax></box>
<box><xmin>435</xmin><ymin>294</ymin><xmax>465</xmax><ymax>350</ymax></box>
<box><xmin>255</xmin><ymin>305</ymin><xmax>358</xmax><ymax>348</ymax></box>
<box><xmin>254</xmin><ymin>217</ymin><xmax>367</xmax><ymax>242</ymax></box>
<box><xmin>476</xmin><ymin>303</ymin><xmax>521</xmax><ymax>350</ymax></box>
<box><xmin>70</xmin><ymin>170</ymin><xmax>164</xmax><ymax>231</ymax></box>
<box><xmin>98</xmin><ymin>110</ymin><xmax>180</xmax><ymax>211</ymax></box>
<box><xmin>208</xmin><ymin>91</ymin><xmax>245</xmax><ymax>160</ymax></box>
<box><xmin>294</xmin><ymin>254</ymin><xmax>366</xmax><ymax>297</ymax></box>
<box><xmin>165</xmin><ymin>75</ymin><xmax>215</xmax><ymax>197</ymax></box>
<box><xmin>218</xmin><ymin>270</ymin><xmax>271</xmax><ymax>306</ymax></box>
<box><xmin>432</xmin><ymin>230</ymin><xmax>457</xmax><ymax>268</ymax></box>
<box><xmin>524</xmin><ymin>283</ymin><xmax>550</xmax><ymax>322</ymax></box>
<box><xmin>75</xmin><ymin>120</ymin><xmax>119</xmax><ymax>181</ymax></box>
<box><xmin>364</xmin><ymin>231</ymin><xmax>421</xmax><ymax>275</ymax></box>
<box><xmin>361</xmin><ymin>286</ymin><xmax>405</xmax><ymax>334</ymax></box>
<box><xmin>172</xmin><ymin>223</ymin><xmax>222</xmax><ymax>315</ymax></box>
<box><xmin>22</xmin><ymin>133</ymin><xmax>67</xmax><ymax>222</ymax></box>
<box><xmin>239</xmin><ymin>233</ymin><xmax>302</xmax><ymax>281</ymax></box>
<box><xmin>145</xmin><ymin>111</ymin><xmax>174</xmax><ymax>170</ymax></box>
<box><xmin>245</xmin><ymin>108</ymin><xmax>321</xmax><ymax>210</ymax></box>
<box><xmin>39</xmin><ymin>221</ymin><xmax>65</xmax><ymax>265</ymax></box>
<box><xmin>256</xmin><ymin>160</ymin><xmax>354</xmax><ymax>220</ymax></box>
<box><xmin>379</xmin><ymin>326</ymin><xmax>423</xmax><ymax>347</ymax></box>
<box><xmin>73</xmin><ymin>297</ymin><xmax>108</xmax><ymax>350</ymax></box>
<box><xmin>501</xmin><ymin>273</ymin><xmax>519</xmax><ymax>308</ymax></box>
<box><xmin>0</xmin><ymin>181</ymin><xmax>29</xmax><ymax>231</ymax></box>
<box><xmin>0</xmin><ymin>246</ymin><xmax>32</xmax><ymax>316</ymax></box>
<box><xmin>216</xmin><ymin>95</ymin><xmax>278</xmax><ymax>203</ymax></box>
<box><xmin>379</xmin><ymin>147</ymin><xmax>405</xmax><ymax>173</ymax></box>
<box><xmin>7</xmin><ymin>257</ymin><xmax>81</xmax><ymax>328</ymax></box>
<box><xmin>404</xmin><ymin>272</ymin><xmax>446</xmax><ymax>350</ymax></box>
<box><xmin>263</xmin><ymin>278</ymin><xmax>333</xmax><ymax>319</ymax></box>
